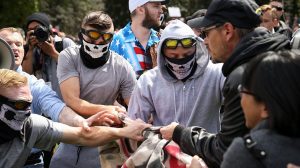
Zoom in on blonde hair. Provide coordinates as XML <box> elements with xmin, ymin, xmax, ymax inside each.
<box><xmin>0</xmin><ymin>69</ymin><xmax>27</xmax><ymax>89</ymax></box>
<box><xmin>256</xmin><ymin>5</ymin><xmax>279</xmax><ymax>20</ymax></box>
<box><xmin>0</xmin><ymin>27</ymin><xmax>22</xmax><ymax>34</ymax></box>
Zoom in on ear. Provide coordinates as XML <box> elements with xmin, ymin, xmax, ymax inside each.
<box><xmin>222</xmin><ymin>23</ymin><xmax>235</xmax><ymax>41</ymax></box>
<box><xmin>260</xmin><ymin>102</ymin><xmax>269</xmax><ymax>119</ymax></box>
<box><xmin>273</xmin><ymin>18</ymin><xmax>279</xmax><ymax>26</ymax></box>
<box><xmin>136</xmin><ymin>6</ymin><xmax>145</xmax><ymax>14</ymax></box>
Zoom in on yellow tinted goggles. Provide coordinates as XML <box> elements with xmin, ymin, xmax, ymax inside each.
<box><xmin>81</xmin><ymin>28</ymin><xmax>114</xmax><ymax>43</ymax></box>
<box><xmin>164</xmin><ymin>38</ymin><xmax>196</xmax><ymax>49</ymax></box>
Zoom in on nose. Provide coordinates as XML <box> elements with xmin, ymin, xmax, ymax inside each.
<box><xmin>94</xmin><ymin>36</ymin><xmax>105</xmax><ymax>45</ymax></box>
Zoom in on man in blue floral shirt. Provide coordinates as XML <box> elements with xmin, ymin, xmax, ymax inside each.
<box><xmin>110</xmin><ymin>0</ymin><xmax>166</xmax><ymax>78</ymax></box>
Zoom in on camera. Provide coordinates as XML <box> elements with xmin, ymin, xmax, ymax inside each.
<box><xmin>31</xmin><ymin>25</ymin><xmax>50</xmax><ymax>42</ymax></box>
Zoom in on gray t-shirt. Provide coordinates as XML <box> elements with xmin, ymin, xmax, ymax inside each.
<box><xmin>52</xmin><ymin>46</ymin><xmax>136</xmax><ymax>167</ymax></box>
<box><xmin>0</xmin><ymin>114</ymin><xmax>63</xmax><ymax>168</ymax></box>
<box><xmin>57</xmin><ymin>46</ymin><xmax>136</xmax><ymax>105</ymax></box>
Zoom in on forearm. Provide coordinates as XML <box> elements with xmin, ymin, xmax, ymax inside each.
<box><xmin>22</xmin><ymin>49</ymin><xmax>34</xmax><ymax>74</ymax></box>
<box><xmin>66</xmin><ymin>97</ymin><xmax>109</xmax><ymax>117</ymax></box>
<box><xmin>79</xmin><ymin>126</ymin><xmax>121</xmax><ymax>146</ymax></box>
<box><xmin>58</xmin><ymin>106</ymin><xmax>86</xmax><ymax>127</ymax></box>
<box><xmin>50</xmin><ymin>51</ymin><xmax>59</xmax><ymax>62</ymax></box>
<box><xmin>62</xmin><ymin>125</ymin><xmax>121</xmax><ymax>147</ymax></box>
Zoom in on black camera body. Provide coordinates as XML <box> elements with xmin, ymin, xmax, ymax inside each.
<box><xmin>32</xmin><ymin>25</ymin><xmax>50</xmax><ymax>42</ymax></box>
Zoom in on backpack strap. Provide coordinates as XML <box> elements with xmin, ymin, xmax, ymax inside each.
<box><xmin>243</xmin><ymin>134</ymin><xmax>267</xmax><ymax>159</ymax></box>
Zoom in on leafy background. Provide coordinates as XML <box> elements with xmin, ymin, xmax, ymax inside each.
<box><xmin>0</xmin><ymin>0</ymin><xmax>299</xmax><ymax>36</ymax></box>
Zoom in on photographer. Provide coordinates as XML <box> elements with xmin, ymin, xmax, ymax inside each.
<box><xmin>22</xmin><ymin>12</ymin><xmax>75</xmax><ymax>98</ymax></box>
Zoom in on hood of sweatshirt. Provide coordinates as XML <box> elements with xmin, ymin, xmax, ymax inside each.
<box><xmin>222</xmin><ymin>27</ymin><xmax>291</xmax><ymax>76</ymax></box>
<box><xmin>157</xmin><ymin>20</ymin><xmax>210</xmax><ymax>82</ymax></box>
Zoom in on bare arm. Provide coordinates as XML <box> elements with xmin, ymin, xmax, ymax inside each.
<box><xmin>22</xmin><ymin>30</ymin><xmax>39</xmax><ymax>74</ymax></box>
<box><xmin>60</xmin><ymin>119</ymin><xmax>151</xmax><ymax>146</ymax></box>
<box><xmin>38</xmin><ymin>36</ymin><xmax>59</xmax><ymax>62</ymax></box>
<box><xmin>60</xmin><ymin>76</ymin><xmax>124</xmax><ymax>117</ymax></box>
<box><xmin>22</xmin><ymin>30</ymin><xmax>36</xmax><ymax>74</ymax></box>
<box><xmin>60</xmin><ymin>76</ymin><xmax>124</xmax><ymax>127</ymax></box>
<box><xmin>58</xmin><ymin>106</ymin><xmax>88</xmax><ymax>128</ymax></box>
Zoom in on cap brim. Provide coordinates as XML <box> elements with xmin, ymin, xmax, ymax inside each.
<box><xmin>198</xmin><ymin>16</ymin><xmax>216</xmax><ymax>29</ymax></box>
<box><xmin>187</xmin><ymin>17</ymin><xmax>204</xmax><ymax>29</ymax></box>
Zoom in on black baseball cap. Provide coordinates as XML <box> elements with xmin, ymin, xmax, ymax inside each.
<box><xmin>186</xmin><ymin>9</ymin><xmax>207</xmax><ymax>21</ymax></box>
<box><xmin>199</xmin><ymin>0</ymin><xmax>261</xmax><ymax>29</ymax></box>
<box><xmin>187</xmin><ymin>17</ymin><xmax>204</xmax><ymax>29</ymax></box>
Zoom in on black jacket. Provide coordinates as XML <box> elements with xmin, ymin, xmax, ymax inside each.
<box><xmin>173</xmin><ymin>27</ymin><xmax>290</xmax><ymax>168</ymax></box>
<box><xmin>221</xmin><ymin>120</ymin><xmax>300</xmax><ymax>168</ymax></box>
<box><xmin>274</xmin><ymin>20</ymin><xmax>293</xmax><ymax>40</ymax></box>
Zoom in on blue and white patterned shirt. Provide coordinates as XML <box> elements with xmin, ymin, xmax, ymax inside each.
<box><xmin>16</xmin><ymin>66</ymin><xmax>64</xmax><ymax>122</ymax></box>
<box><xmin>110</xmin><ymin>22</ymin><xmax>160</xmax><ymax>76</ymax></box>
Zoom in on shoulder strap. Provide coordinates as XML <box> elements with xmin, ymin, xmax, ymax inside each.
<box><xmin>54</xmin><ymin>39</ymin><xmax>64</xmax><ymax>53</ymax></box>
<box><xmin>243</xmin><ymin>134</ymin><xmax>267</xmax><ymax>160</ymax></box>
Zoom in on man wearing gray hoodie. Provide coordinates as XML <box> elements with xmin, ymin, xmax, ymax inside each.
<box><xmin>128</xmin><ymin>20</ymin><xmax>225</xmax><ymax>132</ymax></box>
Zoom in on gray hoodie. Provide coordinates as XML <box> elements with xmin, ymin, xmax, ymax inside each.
<box><xmin>128</xmin><ymin>20</ymin><xmax>225</xmax><ymax>132</ymax></box>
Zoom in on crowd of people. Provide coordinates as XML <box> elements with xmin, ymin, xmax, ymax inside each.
<box><xmin>0</xmin><ymin>0</ymin><xmax>300</xmax><ymax>168</ymax></box>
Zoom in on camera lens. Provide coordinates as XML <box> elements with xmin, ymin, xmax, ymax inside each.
<box><xmin>33</xmin><ymin>26</ymin><xmax>50</xmax><ymax>42</ymax></box>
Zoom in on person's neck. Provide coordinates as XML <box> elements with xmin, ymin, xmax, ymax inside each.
<box><xmin>131</xmin><ymin>20</ymin><xmax>151</xmax><ymax>48</ymax></box>
<box><xmin>15</xmin><ymin>65</ymin><xmax>20</xmax><ymax>71</ymax></box>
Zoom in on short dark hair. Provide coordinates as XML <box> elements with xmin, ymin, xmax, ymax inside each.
<box><xmin>81</xmin><ymin>11</ymin><xmax>113</xmax><ymax>30</ymax></box>
<box><xmin>235</xmin><ymin>27</ymin><xmax>253</xmax><ymax>39</ymax></box>
<box><xmin>242</xmin><ymin>50</ymin><xmax>300</xmax><ymax>137</ymax></box>
<box><xmin>130</xmin><ymin>10</ymin><xmax>137</xmax><ymax>17</ymax></box>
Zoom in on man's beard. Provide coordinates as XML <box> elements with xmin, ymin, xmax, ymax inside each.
<box><xmin>142</xmin><ymin>7</ymin><xmax>160</xmax><ymax>29</ymax></box>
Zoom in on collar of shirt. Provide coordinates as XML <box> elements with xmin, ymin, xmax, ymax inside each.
<box><xmin>122</xmin><ymin>22</ymin><xmax>160</xmax><ymax>48</ymax></box>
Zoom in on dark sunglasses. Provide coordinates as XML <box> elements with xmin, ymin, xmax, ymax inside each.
<box><xmin>201</xmin><ymin>23</ymin><xmax>224</xmax><ymax>38</ymax></box>
<box><xmin>0</xmin><ymin>95</ymin><xmax>32</xmax><ymax>111</ymax></box>
<box><xmin>81</xmin><ymin>28</ymin><xmax>114</xmax><ymax>43</ymax></box>
<box><xmin>272</xmin><ymin>6</ymin><xmax>283</xmax><ymax>11</ymax></box>
<box><xmin>164</xmin><ymin>38</ymin><xmax>197</xmax><ymax>49</ymax></box>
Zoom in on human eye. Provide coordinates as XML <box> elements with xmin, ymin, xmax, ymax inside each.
<box><xmin>15</xmin><ymin>42</ymin><xmax>23</xmax><ymax>47</ymax></box>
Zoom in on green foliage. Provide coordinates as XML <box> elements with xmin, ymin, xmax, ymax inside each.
<box><xmin>1</xmin><ymin>0</ymin><xmax>300</xmax><ymax>36</ymax></box>
<box><xmin>103</xmin><ymin>0</ymin><xmax>130</xmax><ymax>29</ymax></box>
<box><xmin>0</xmin><ymin>0</ymin><xmax>104</xmax><ymax>36</ymax></box>
<box><xmin>0</xmin><ymin>0</ymin><xmax>38</xmax><ymax>29</ymax></box>
<box><xmin>39</xmin><ymin>0</ymin><xmax>104</xmax><ymax>36</ymax></box>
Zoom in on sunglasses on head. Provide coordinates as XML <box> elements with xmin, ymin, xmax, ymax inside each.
<box><xmin>81</xmin><ymin>28</ymin><xmax>114</xmax><ymax>43</ymax></box>
<box><xmin>164</xmin><ymin>38</ymin><xmax>197</xmax><ymax>49</ymax></box>
<box><xmin>0</xmin><ymin>95</ymin><xmax>31</xmax><ymax>111</ymax></box>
